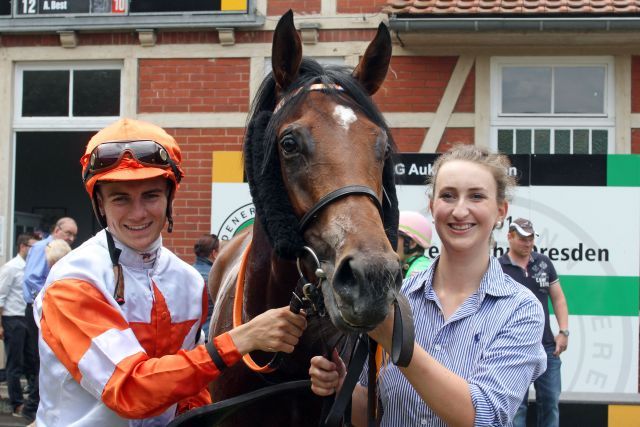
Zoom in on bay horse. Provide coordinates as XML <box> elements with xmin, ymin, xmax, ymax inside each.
<box><xmin>205</xmin><ymin>10</ymin><xmax>402</xmax><ymax>426</ymax></box>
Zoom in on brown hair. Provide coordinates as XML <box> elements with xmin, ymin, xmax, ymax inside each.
<box><xmin>428</xmin><ymin>145</ymin><xmax>516</xmax><ymax>204</ymax></box>
<box><xmin>194</xmin><ymin>234</ymin><xmax>220</xmax><ymax>258</ymax></box>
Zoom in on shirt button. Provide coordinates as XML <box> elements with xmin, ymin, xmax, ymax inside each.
<box><xmin>434</xmin><ymin>344</ymin><xmax>442</xmax><ymax>351</ymax></box>
<box><xmin>421</xmin><ymin>419</ymin><xmax>428</xmax><ymax>425</ymax></box>
<box><xmin>161</xmin><ymin>312</ymin><xmax>168</xmax><ymax>320</ymax></box>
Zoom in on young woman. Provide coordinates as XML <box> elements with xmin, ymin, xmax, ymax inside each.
<box><xmin>310</xmin><ymin>145</ymin><xmax>547</xmax><ymax>426</ymax></box>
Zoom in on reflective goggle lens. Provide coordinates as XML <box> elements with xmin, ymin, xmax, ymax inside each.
<box><xmin>84</xmin><ymin>140</ymin><xmax>174</xmax><ymax>182</ymax></box>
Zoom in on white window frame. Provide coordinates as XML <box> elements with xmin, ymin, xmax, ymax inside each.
<box><xmin>490</xmin><ymin>56</ymin><xmax>615</xmax><ymax>153</ymax></box>
<box><xmin>14</xmin><ymin>61</ymin><xmax>123</xmax><ymax>130</ymax></box>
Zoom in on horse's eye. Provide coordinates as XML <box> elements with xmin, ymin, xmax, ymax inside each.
<box><xmin>280</xmin><ymin>136</ymin><xmax>299</xmax><ymax>155</ymax></box>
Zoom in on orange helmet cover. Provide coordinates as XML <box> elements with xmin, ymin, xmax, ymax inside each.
<box><xmin>80</xmin><ymin>118</ymin><xmax>184</xmax><ymax>197</ymax></box>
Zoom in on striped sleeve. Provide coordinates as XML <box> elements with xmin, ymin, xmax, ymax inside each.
<box><xmin>40</xmin><ymin>279</ymin><xmax>241</xmax><ymax>419</ymax></box>
<box><xmin>468</xmin><ymin>296</ymin><xmax>547</xmax><ymax>426</ymax></box>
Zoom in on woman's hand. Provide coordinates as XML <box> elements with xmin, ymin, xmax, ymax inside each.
<box><xmin>367</xmin><ymin>306</ymin><xmax>394</xmax><ymax>351</ymax></box>
<box><xmin>309</xmin><ymin>349</ymin><xmax>346</xmax><ymax>396</ymax></box>
<box><xmin>228</xmin><ymin>306</ymin><xmax>307</xmax><ymax>355</ymax></box>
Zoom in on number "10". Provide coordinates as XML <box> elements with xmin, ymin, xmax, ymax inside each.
<box><xmin>112</xmin><ymin>0</ymin><xmax>125</xmax><ymax>13</ymax></box>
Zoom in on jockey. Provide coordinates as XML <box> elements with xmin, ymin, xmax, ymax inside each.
<box><xmin>33</xmin><ymin>118</ymin><xmax>306</xmax><ymax>426</ymax></box>
<box><xmin>396</xmin><ymin>211</ymin><xmax>433</xmax><ymax>278</ymax></box>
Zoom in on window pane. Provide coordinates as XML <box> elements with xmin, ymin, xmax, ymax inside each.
<box><xmin>573</xmin><ymin>129</ymin><xmax>589</xmax><ymax>154</ymax></box>
<box><xmin>502</xmin><ymin>67</ymin><xmax>551</xmax><ymax>114</ymax></box>
<box><xmin>22</xmin><ymin>71</ymin><xmax>70</xmax><ymax>116</ymax></box>
<box><xmin>554</xmin><ymin>67</ymin><xmax>605</xmax><ymax>114</ymax></box>
<box><xmin>534</xmin><ymin>129</ymin><xmax>551</xmax><ymax>154</ymax></box>
<box><xmin>555</xmin><ymin>130</ymin><xmax>571</xmax><ymax>154</ymax></box>
<box><xmin>498</xmin><ymin>129</ymin><xmax>513</xmax><ymax>153</ymax></box>
<box><xmin>130</xmin><ymin>0</ymin><xmax>223</xmax><ymax>12</ymax></box>
<box><xmin>515</xmin><ymin>129</ymin><xmax>532</xmax><ymax>154</ymax></box>
<box><xmin>73</xmin><ymin>70</ymin><xmax>121</xmax><ymax>117</ymax></box>
<box><xmin>592</xmin><ymin>130</ymin><xmax>608</xmax><ymax>154</ymax></box>
<box><xmin>1</xmin><ymin>0</ymin><xmax>10</xmax><ymax>15</ymax></box>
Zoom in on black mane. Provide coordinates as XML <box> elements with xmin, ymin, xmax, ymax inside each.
<box><xmin>243</xmin><ymin>57</ymin><xmax>399</xmax><ymax>259</ymax></box>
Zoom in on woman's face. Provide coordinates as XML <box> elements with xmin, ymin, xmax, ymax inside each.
<box><xmin>429</xmin><ymin>160</ymin><xmax>507</xmax><ymax>257</ymax></box>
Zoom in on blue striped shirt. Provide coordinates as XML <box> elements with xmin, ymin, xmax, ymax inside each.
<box><xmin>361</xmin><ymin>256</ymin><xmax>546</xmax><ymax>426</ymax></box>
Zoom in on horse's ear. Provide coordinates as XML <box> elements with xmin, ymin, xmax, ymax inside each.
<box><xmin>272</xmin><ymin>10</ymin><xmax>302</xmax><ymax>92</ymax></box>
<box><xmin>352</xmin><ymin>23</ymin><xmax>392</xmax><ymax>96</ymax></box>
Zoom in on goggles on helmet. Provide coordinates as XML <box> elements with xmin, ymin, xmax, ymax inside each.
<box><xmin>82</xmin><ymin>140</ymin><xmax>182</xmax><ymax>184</ymax></box>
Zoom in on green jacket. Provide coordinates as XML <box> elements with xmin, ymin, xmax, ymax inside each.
<box><xmin>403</xmin><ymin>255</ymin><xmax>432</xmax><ymax>278</ymax></box>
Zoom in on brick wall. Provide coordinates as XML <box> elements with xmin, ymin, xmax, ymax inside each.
<box><xmin>454</xmin><ymin>65</ymin><xmax>475</xmax><ymax>113</ymax></box>
<box><xmin>162</xmin><ymin>128</ymin><xmax>245</xmax><ymax>261</ymax></box>
<box><xmin>632</xmin><ymin>129</ymin><xmax>640</xmax><ymax>154</ymax></box>
<box><xmin>391</xmin><ymin>128</ymin><xmax>427</xmax><ymax>152</ymax></box>
<box><xmin>337</xmin><ymin>0</ymin><xmax>386</xmax><ymax>14</ymax></box>
<box><xmin>436</xmin><ymin>128</ymin><xmax>475</xmax><ymax>152</ymax></box>
<box><xmin>138</xmin><ymin>58</ymin><xmax>250</xmax><ymax>114</ymax></box>
<box><xmin>268</xmin><ymin>0</ymin><xmax>321</xmax><ymax>16</ymax></box>
<box><xmin>373</xmin><ymin>56</ymin><xmax>458</xmax><ymax>112</ymax></box>
<box><xmin>632</xmin><ymin>56</ymin><xmax>640</xmax><ymax>113</ymax></box>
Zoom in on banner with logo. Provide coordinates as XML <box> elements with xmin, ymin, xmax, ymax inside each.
<box><xmin>211</xmin><ymin>152</ymin><xmax>640</xmax><ymax>395</ymax></box>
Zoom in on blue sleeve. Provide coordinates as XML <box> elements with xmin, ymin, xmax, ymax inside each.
<box><xmin>468</xmin><ymin>296</ymin><xmax>547</xmax><ymax>426</ymax></box>
<box><xmin>23</xmin><ymin>243</ymin><xmax>49</xmax><ymax>304</ymax></box>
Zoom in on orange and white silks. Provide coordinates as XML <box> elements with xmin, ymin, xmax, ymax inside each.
<box><xmin>33</xmin><ymin>230</ymin><xmax>241</xmax><ymax>427</ymax></box>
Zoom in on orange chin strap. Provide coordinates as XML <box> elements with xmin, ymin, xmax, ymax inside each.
<box><xmin>233</xmin><ymin>241</ymin><xmax>277</xmax><ymax>373</ymax></box>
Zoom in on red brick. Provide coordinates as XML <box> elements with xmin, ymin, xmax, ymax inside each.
<box><xmin>391</xmin><ymin>128</ymin><xmax>427</xmax><ymax>152</ymax></box>
<box><xmin>632</xmin><ymin>57</ymin><xmax>640</xmax><ymax>113</ymax></box>
<box><xmin>632</xmin><ymin>129</ymin><xmax>640</xmax><ymax>153</ymax></box>
<box><xmin>160</xmin><ymin>128</ymin><xmax>244</xmax><ymax>257</ymax></box>
<box><xmin>138</xmin><ymin>59</ymin><xmax>250</xmax><ymax>113</ymax></box>
<box><xmin>268</xmin><ymin>1</ymin><xmax>321</xmax><ymax>15</ymax></box>
<box><xmin>454</xmin><ymin>65</ymin><xmax>475</xmax><ymax>113</ymax></box>
<box><xmin>436</xmin><ymin>128</ymin><xmax>475</xmax><ymax>152</ymax></box>
<box><xmin>373</xmin><ymin>57</ymin><xmax>458</xmax><ymax>112</ymax></box>
<box><xmin>337</xmin><ymin>0</ymin><xmax>386</xmax><ymax>14</ymax></box>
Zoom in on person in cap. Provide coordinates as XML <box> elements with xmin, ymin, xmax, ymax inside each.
<box><xmin>396</xmin><ymin>211</ymin><xmax>433</xmax><ymax>278</ymax></box>
<box><xmin>33</xmin><ymin>118</ymin><xmax>306</xmax><ymax>426</ymax></box>
<box><xmin>499</xmin><ymin>217</ymin><xmax>568</xmax><ymax>427</ymax></box>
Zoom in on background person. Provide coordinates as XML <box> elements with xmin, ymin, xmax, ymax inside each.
<box><xmin>33</xmin><ymin>118</ymin><xmax>306</xmax><ymax>426</ymax></box>
<box><xmin>309</xmin><ymin>145</ymin><xmax>547</xmax><ymax>426</ymax></box>
<box><xmin>21</xmin><ymin>216</ymin><xmax>77</xmax><ymax>422</ymax></box>
<box><xmin>0</xmin><ymin>233</ymin><xmax>38</xmax><ymax>417</ymax></box>
<box><xmin>44</xmin><ymin>239</ymin><xmax>72</xmax><ymax>268</ymax></box>
<box><xmin>192</xmin><ymin>234</ymin><xmax>220</xmax><ymax>339</ymax></box>
<box><xmin>500</xmin><ymin>218</ymin><xmax>569</xmax><ymax>427</ymax></box>
<box><xmin>397</xmin><ymin>210</ymin><xmax>433</xmax><ymax>278</ymax></box>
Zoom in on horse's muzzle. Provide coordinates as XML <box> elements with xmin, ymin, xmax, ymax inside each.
<box><xmin>325</xmin><ymin>253</ymin><xmax>402</xmax><ymax>332</ymax></box>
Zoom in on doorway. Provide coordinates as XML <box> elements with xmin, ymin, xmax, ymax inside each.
<box><xmin>14</xmin><ymin>131</ymin><xmax>99</xmax><ymax>251</ymax></box>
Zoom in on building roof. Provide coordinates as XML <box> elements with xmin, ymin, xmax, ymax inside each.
<box><xmin>383</xmin><ymin>0</ymin><xmax>640</xmax><ymax>15</ymax></box>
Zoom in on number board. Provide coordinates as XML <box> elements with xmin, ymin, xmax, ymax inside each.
<box><xmin>17</xmin><ymin>0</ymin><xmax>126</xmax><ymax>15</ymax></box>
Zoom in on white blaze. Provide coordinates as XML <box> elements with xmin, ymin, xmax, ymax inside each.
<box><xmin>333</xmin><ymin>105</ymin><xmax>357</xmax><ymax>130</ymax></box>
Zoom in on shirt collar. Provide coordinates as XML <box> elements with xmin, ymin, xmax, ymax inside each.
<box><xmin>404</xmin><ymin>256</ymin><xmax>515</xmax><ymax>298</ymax></box>
<box><xmin>195</xmin><ymin>256</ymin><xmax>213</xmax><ymax>266</ymax></box>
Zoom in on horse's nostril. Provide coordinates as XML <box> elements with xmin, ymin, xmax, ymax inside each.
<box><xmin>334</xmin><ymin>256</ymin><xmax>360</xmax><ymax>293</ymax></box>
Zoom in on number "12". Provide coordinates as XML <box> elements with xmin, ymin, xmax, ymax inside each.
<box><xmin>22</xmin><ymin>0</ymin><xmax>36</xmax><ymax>14</ymax></box>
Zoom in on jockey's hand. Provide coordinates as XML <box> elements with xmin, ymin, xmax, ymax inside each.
<box><xmin>309</xmin><ymin>349</ymin><xmax>346</xmax><ymax>396</ymax></box>
<box><xmin>228</xmin><ymin>306</ymin><xmax>307</xmax><ymax>355</ymax></box>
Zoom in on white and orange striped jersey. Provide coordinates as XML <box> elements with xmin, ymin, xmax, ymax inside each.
<box><xmin>33</xmin><ymin>230</ymin><xmax>240</xmax><ymax>427</ymax></box>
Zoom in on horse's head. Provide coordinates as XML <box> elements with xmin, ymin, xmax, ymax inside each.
<box><xmin>251</xmin><ymin>11</ymin><xmax>402</xmax><ymax>333</ymax></box>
